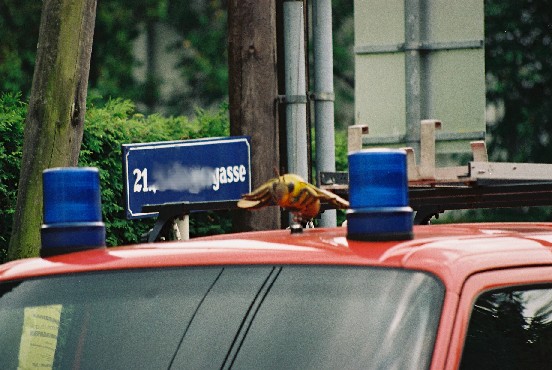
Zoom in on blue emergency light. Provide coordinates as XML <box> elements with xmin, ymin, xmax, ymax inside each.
<box><xmin>41</xmin><ymin>167</ymin><xmax>106</xmax><ymax>257</ymax></box>
<box><xmin>347</xmin><ymin>149</ymin><xmax>413</xmax><ymax>241</ymax></box>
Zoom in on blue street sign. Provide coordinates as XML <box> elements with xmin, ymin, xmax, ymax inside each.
<box><xmin>122</xmin><ymin>136</ymin><xmax>251</xmax><ymax>219</ymax></box>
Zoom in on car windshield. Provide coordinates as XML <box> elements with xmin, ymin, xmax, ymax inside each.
<box><xmin>0</xmin><ymin>266</ymin><xmax>444</xmax><ymax>369</ymax></box>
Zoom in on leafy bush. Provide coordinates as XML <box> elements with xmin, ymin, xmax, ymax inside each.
<box><xmin>0</xmin><ymin>93</ymin><xmax>230</xmax><ymax>260</ymax></box>
<box><xmin>0</xmin><ymin>93</ymin><xmax>25</xmax><ymax>262</ymax></box>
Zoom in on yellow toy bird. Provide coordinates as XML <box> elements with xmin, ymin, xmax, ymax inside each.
<box><xmin>237</xmin><ymin>173</ymin><xmax>349</xmax><ymax>223</ymax></box>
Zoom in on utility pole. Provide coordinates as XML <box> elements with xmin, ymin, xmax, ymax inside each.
<box><xmin>228</xmin><ymin>0</ymin><xmax>281</xmax><ymax>231</ymax></box>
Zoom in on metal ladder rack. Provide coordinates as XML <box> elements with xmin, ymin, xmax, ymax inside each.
<box><xmin>321</xmin><ymin>120</ymin><xmax>552</xmax><ymax>224</ymax></box>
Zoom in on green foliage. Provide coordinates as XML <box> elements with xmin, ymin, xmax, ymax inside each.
<box><xmin>0</xmin><ymin>1</ymin><xmax>42</xmax><ymax>95</ymax></box>
<box><xmin>332</xmin><ymin>0</ymin><xmax>355</xmax><ymax>129</ymax></box>
<box><xmin>434</xmin><ymin>206</ymin><xmax>552</xmax><ymax>224</ymax></box>
<box><xmin>334</xmin><ymin>130</ymin><xmax>349</xmax><ymax>172</ymax></box>
<box><xmin>0</xmin><ymin>0</ymin><xmax>234</xmax><ymax>118</ymax></box>
<box><xmin>164</xmin><ymin>0</ymin><xmax>229</xmax><ymax>114</ymax></box>
<box><xmin>189</xmin><ymin>211</ymin><xmax>232</xmax><ymax>236</ymax></box>
<box><xmin>0</xmin><ymin>0</ymin><xmax>172</xmax><ymax>106</ymax></box>
<box><xmin>0</xmin><ymin>93</ymin><xmax>230</xmax><ymax>261</ymax></box>
<box><xmin>193</xmin><ymin>102</ymin><xmax>230</xmax><ymax>137</ymax></box>
<box><xmin>89</xmin><ymin>0</ymin><xmax>168</xmax><ymax>103</ymax></box>
<box><xmin>486</xmin><ymin>0</ymin><xmax>552</xmax><ymax>163</ymax></box>
<box><xmin>0</xmin><ymin>0</ymin><xmax>135</xmax><ymax>99</ymax></box>
<box><xmin>438</xmin><ymin>0</ymin><xmax>552</xmax><ymax>223</ymax></box>
<box><xmin>0</xmin><ymin>93</ymin><xmax>25</xmax><ymax>262</ymax></box>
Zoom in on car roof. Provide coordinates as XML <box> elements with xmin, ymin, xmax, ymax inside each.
<box><xmin>3</xmin><ymin>223</ymin><xmax>552</xmax><ymax>293</ymax></box>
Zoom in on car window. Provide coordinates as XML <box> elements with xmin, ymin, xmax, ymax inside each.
<box><xmin>0</xmin><ymin>267</ymin><xmax>273</xmax><ymax>370</ymax></box>
<box><xmin>231</xmin><ymin>266</ymin><xmax>444</xmax><ymax>370</ymax></box>
<box><xmin>460</xmin><ymin>285</ymin><xmax>552</xmax><ymax>369</ymax></box>
<box><xmin>0</xmin><ymin>266</ymin><xmax>444</xmax><ymax>370</ymax></box>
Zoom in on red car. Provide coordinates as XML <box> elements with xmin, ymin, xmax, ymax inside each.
<box><xmin>3</xmin><ymin>152</ymin><xmax>552</xmax><ymax>369</ymax></box>
<box><xmin>2</xmin><ymin>223</ymin><xmax>552</xmax><ymax>369</ymax></box>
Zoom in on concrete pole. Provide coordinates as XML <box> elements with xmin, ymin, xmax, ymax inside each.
<box><xmin>173</xmin><ymin>215</ymin><xmax>189</xmax><ymax>241</ymax></box>
<box><xmin>312</xmin><ymin>0</ymin><xmax>337</xmax><ymax>226</ymax></box>
<box><xmin>283</xmin><ymin>1</ymin><xmax>309</xmax><ymax>180</ymax></box>
<box><xmin>405</xmin><ymin>0</ymin><xmax>422</xmax><ymax>157</ymax></box>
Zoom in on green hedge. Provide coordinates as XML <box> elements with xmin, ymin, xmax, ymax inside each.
<box><xmin>0</xmin><ymin>93</ymin><xmax>231</xmax><ymax>261</ymax></box>
<box><xmin>0</xmin><ymin>93</ymin><xmax>25</xmax><ymax>262</ymax></box>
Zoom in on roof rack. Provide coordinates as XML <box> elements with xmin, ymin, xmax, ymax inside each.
<box><xmin>320</xmin><ymin>120</ymin><xmax>552</xmax><ymax>224</ymax></box>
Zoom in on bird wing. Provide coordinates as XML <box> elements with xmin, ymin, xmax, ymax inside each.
<box><xmin>310</xmin><ymin>184</ymin><xmax>349</xmax><ymax>209</ymax></box>
<box><xmin>236</xmin><ymin>198</ymin><xmax>264</xmax><ymax>209</ymax></box>
<box><xmin>237</xmin><ymin>177</ymin><xmax>277</xmax><ymax>209</ymax></box>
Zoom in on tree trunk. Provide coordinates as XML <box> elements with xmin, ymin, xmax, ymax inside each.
<box><xmin>228</xmin><ymin>0</ymin><xmax>281</xmax><ymax>231</ymax></box>
<box><xmin>8</xmin><ymin>0</ymin><xmax>97</xmax><ymax>260</ymax></box>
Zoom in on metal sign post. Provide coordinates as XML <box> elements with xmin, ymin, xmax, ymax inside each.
<box><xmin>122</xmin><ymin>136</ymin><xmax>251</xmax><ymax>241</ymax></box>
